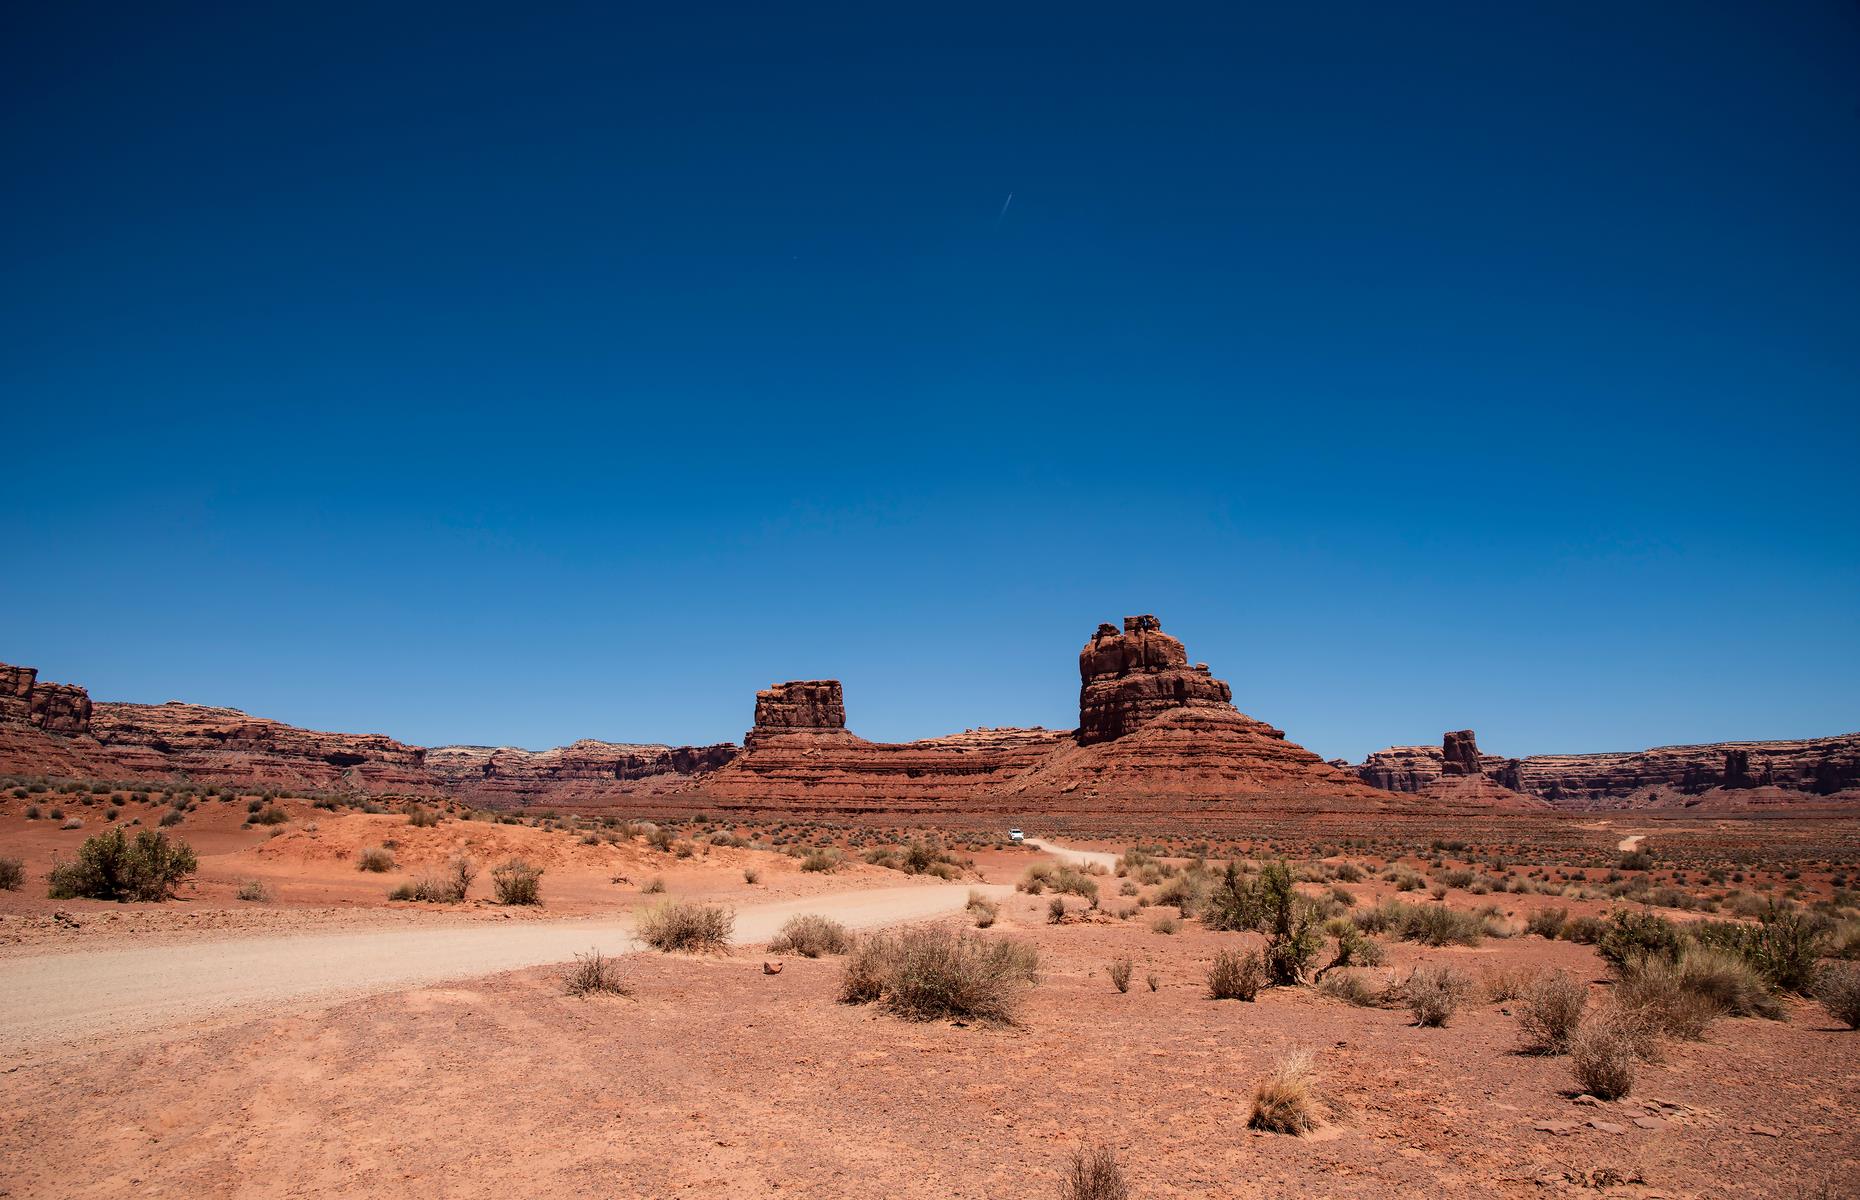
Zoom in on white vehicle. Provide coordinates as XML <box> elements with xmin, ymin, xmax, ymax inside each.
<box><xmin>1008</xmin><ymin>827</ymin><xmax>1025</xmax><ymax>844</ymax></box>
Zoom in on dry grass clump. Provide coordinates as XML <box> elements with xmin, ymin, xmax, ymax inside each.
<box><xmin>1526</xmin><ymin>906</ymin><xmax>1569</xmax><ymax>938</ymax></box>
<box><xmin>1569</xmin><ymin>1004</ymin><xmax>1650</xmax><ymax>1098</ymax></box>
<box><xmin>1150</xmin><ymin>913</ymin><xmax>1180</xmax><ymax>935</ymax></box>
<box><xmin>1611</xmin><ymin>947</ymin><xmax>1777</xmax><ymax>1039</ymax></box>
<box><xmin>356</xmin><ymin>846</ymin><xmax>395</xmax><ymax>873</ymax></box>
<box><xmin>1813</xmin><ymin>963</ymin><xmax>1860</xmax><ymax>1029</ymax></box>
<box><xmin>390</xmin><ymin>857</ymin><xmax>476</xmax><ymax>904</ymax></box>
<box><xmin>641</xmin><ymin>876</ymin><xmax>666</xmax><ymax>894</ymax></box>
<box><xmin>1317</xmin><ymin>969</ymin><xmax>1383</xmax><ymax>1007</ymax></box>
<box><xmin>1248</xmin><ymin>1050</ymin><xmax>1326</xmax><ymax>1135</ymax></box>
<box><xmin>768</xmin><ymin>913</ymin><xmax>852</xmax><ymax>957</ymax></box>
<box><xmin>1481</xmin><ymin>964</ymin><xmax>1539</xmax><ymax>1003</ymax></box>
<box><xmin>1107</xmin><ymin>957</ymin><xmax>1133</xmax><ymax>993</ymax></box>
<box><xmin>1403</xmin><ymin>963</ymin><xmax>1472</xmax><ymax>1027</ymax></box>
<box><xmin>1517</xmin><ymin>969</ymin><xmax>1588</xmax><ymax>1054</ymax></box>
<box><xmin>1057</xmin><ymin>1143</ymin><xmax>1130</xmax><ymax>1200</ymax></box>
<box><xmin>563</xmin><ymin>948</ymin><xmax>630</xmax><ymax>997</ymax></box>
<box><xmin>1207</xmin><ymin>948</ymin><xmax>1265</xmax><ymax>1001</ymax></box>
<box><xmin>1019</xmin><ymin>862</ymin><xmax>1101</xmax><ymax>903</ymax></box>
<box><xmin>0</xmin><ymin>856</ymin><xmax>23</xmax><ymax>891</ymax></box>
<box><xmin>236</xmin><ymin>878</ymin><xmax>270</xmax><ymax>902</ymax></box>
<box><xmin>637</xmin><ymin>900</ymin><xmax>734</xmax><ymax>952</ymax></box>
<box><xmin>838</xmin><ymin>926</ymin><xmax>1039</xmax><ymax>1023</ymax></box>
<box><xmin>491</xmin><ymin>858</ymin><xmax>543</xmax><ymax>905</ymax></box>
<box><xmin>966</xmin><ymin>891</ymin><xmax>1000</xmax><ymax>928</ymax></box>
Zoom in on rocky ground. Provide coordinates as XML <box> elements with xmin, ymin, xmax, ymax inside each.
<box><xmin>1</xmin><ymin>799</ymin><xmax>1857</xmax><ymax>1199</ymax></box>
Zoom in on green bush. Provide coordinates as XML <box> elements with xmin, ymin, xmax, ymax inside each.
<box><xmin>47</xmin><ymin>828</ymin><xmax>198</xmax><ymax>901</ymax></box>
<box><xmin>1204</xmin><ymin>861</ymin><xmax>1322</xmax><ymax>984</ymax></box>
<box><xmin>1597</xmin><ymin>910</ymin><xmax>1681</xmax><ymax>969</ymax></box>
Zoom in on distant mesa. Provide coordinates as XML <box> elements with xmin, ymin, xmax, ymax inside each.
<box><xmin>1355</xmin><ymin>727</ymin><xmax>1860</xmax><ymax>810</ymax></box>
<box><xmin>2</xmin><ymin>616</ymin><xmax>1857</xmax><ymax>818</ymax></box>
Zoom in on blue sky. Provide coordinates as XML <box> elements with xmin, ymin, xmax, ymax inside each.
<box><xmin>4</xmin><ymin>2</ymin><xmax>1856</xmax><ymax>761</ymax></box>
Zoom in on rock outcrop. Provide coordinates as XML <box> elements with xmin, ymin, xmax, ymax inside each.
<box><xmin>1</xmin><ymin>663</ymin><xmax>93</xmax><ymax>734</ymax></box>
<box><xmin>1358</xmin><ymin>728</ymin><xmax>1860</xmax><ymax>808</ymax></box>
<box><xmin>1077</xmin><ymin>616</ymin><xmax>1233</xmax><ymax>744</ymax></box>
<box><xmin>749</xmin><ymin>681</ymin><xmax>846</xmax><ymax>740</ymax></box>
<box><xmin>1441</xmin><ymin>729</ymin><xmax>1483</xmax><ymax>776</ymax></box>
<box><xmin>425</xmin><ymin>739</ymin><xmax>736</xmax><ymax>802</ymax></box>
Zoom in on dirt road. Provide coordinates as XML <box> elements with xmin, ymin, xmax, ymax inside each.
<box><xmin>1024</xmin><ymin>837</ymin><xmax>1119</xmax><ymax>872</ymax></box>
<box><xmin>1619</xmin><ymin>832</ymin><xmax>1647</xmax><ymax>853</ymax></box>
<box><xmin>0</xmin><ymin>882</ymin><xmax>1007</xmax><ymax>1060</ymax></box>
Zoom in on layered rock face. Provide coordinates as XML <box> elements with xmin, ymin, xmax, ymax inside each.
<box><xmin>748</xmin><ymin>681</ymin><xmax>846</xmax><ymax>741</ymax></box>
<box><xmin>1358</xmin><ymin>728</ymin><xmax>1860</xmax><ymax>808</ymax></box>
<box><xmin>1</xmin><ymin>663</ymin><xmax>93</xmax><ymax>734</ymax></box>
<box><xmin>86</xmin><ymin>702</ymin><xmax>434</xmax><ymax>792</ymax></box>
<box><xmin>681</xmin><ymin>617</ymin><xmax>1407</xmax><ymax>819</ymax></box>
<box><xmin>1078</xmin><ymin>616</ymin><xmax>1233</xmax><ymax>744</ymax></box>
<box><xmin>426</xmin><ymin>739</ymin><xmax>736</xmax><ymax>802</ymax></box>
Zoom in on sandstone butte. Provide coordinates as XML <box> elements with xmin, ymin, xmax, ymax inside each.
<box><xmin>3</xmin><ymin>617</ymin><xmax>1856</xmax><ymax>816</ymax></box>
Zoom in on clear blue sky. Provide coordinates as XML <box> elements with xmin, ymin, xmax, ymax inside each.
<box><xmin>4</xmin><ymin>3</ymin><xmax>1856</xmax><ymax>761</ymax></box>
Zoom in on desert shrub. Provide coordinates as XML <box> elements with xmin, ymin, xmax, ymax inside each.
<box><xmin>1150</xmin><ymin>913</ymin><xmax>1179</xmax><ymax>935</ymax></box>
<box><xmin>799</xmin><ymin>848</ymin><xmax>841</xmax><ymax>873</ymax></box>
<box><xmin>1618</xmin><ymin>850</ymin><xmax>1653</xmax><ymax>872</ymax></box>
<box><xmin>1597</xmin><ymin>910</ymin><xmax>1681</xmax><ymax>969</ymax></box>
<box><xmin>249</xmin><ymin>805</ymin><xmax>290</xmax><ymax>826</ymax></box>
<box><xmin>158</xmin><ymin>808</ymin><xmax>184</xmax><ymax>827</ymax></box>
<box><xmin>23</xmin><ymin>805</ymin><xmax>41</xmax><ymax>820</ymax></box>
<box><xmin>1480</xmin><ymin>964</ymin><xmax>1538</xmax><ymax>1003</ymax></box>
<box><xmin>1320</xmin><ymin>921</ymin><xmax>1384</xmax><ymax>976</ymax></box>
<box><xmin>838</xmin><ymin>926</ymin><xmax>1040</xmax><ymax>1023</ymax></box>
<box><xmin>0</xmin><ymin>856</ymin><xmax>24</xmax><ymax>890</ymax></box>
<box><xmin>492</xmin><ymin>858</ymin><xmax>543</xmax><ymax>905</ymax></box>
<box><xmin>1517</xmin><ymin>970</ymin><xmax>1587</xmax><ymax>1054</ymax></box>
<box><xmin>641</xmin><ymin>876</ymin><xmax>666</xmax><ymax>894</ymax></box>
<box><xmin>1207</xmin><ymin>948</ymin><xmax>1265</xmax><ymax>1001</ymax></box>
<box><xmin>645</xmin><ymin>826</ymin><xmax>674</xmax><ymax>852</ymax></box>
<box><xmin>1813</xmin><ymin>963</ymin><xmax>1860</xmax><ymax>1029</ymax></box>
<box><xmin>356</xmin><ymin>846</ymin><xmax>395</xmax><ymax>872</ymax></box>
<box><xmin>1569</xmin><ymin>1006</ymin><xmax>1644</xmax><ymax>1098</ymax></box>
<box><xmin>1560</xmin><ymin>914</ymin><xmax>1606</xmax><ymax>944</ymax></box>
<box><xmin>1048</xmin><ymin>896</ymin><xmax>1069</xmax><ymax>924</ymax></box>
<box><xmin>1150</xmin><ymin>871</ymin><xmax>1208</xmax><ymax>915</ymax></box>
<box><xmin>1669</xmin><ymin>944</ymin><xmax>1783</xmax><ymax>1019</ymax></box>
<box><xmin>407</xmin><ymin>807</ymin><xmax>439</xmax><ymax>827</ymax></box>
<box><xmin>395</xmin><ymin>858</ymin><xmax>477</xmax><ymax>903</ymax></box>
<box><xmin>1525</xmin><ymin>907</ymin><xmax>1568</xmax><ymax>939</ymax></box>
<box><xmin>564</xmin><ymin>949</ymin><xmax>630</xmax><ymax>997</ymax></box>
<box><xmin>768</xmin><ymin>913</ymin><xmax>852</xmax><ymax>957</ymax></box>
<box><xmin>1057</xmin><ymin>1143</ymin><xmax>1129</xmax><ymax>1200</ymax></box>
<box><xmin>967</xmin><ymin>891</ymin><xmax>999</xmax><ymax>927</ymax></box>
<box><xmin>1107</xmin><ymin>957</ymin><xmax>1133</xmax><ymax>993</ymax></box>
<box><xmin>1406</xmin><ymin>903</ymin><xmax>1486</xmax><ymax>947</ymax></box>
<box><xmin>47</xmin><ymin>828</ymin><xmax>197</xmax><ymax>901</ymax></box>
<box><xmin>1248</xmin><ymin>1050</ymin><xmax>1325</xmax><ymax>1135</ymax></box>
<box><xmin>236</xmin><ymin>878</ymin><xmax>270</xmax><ymax>902</ymax></box>
<box><xmin>61</xmin><ymin>816</ymin><xmax>83</xmax><ymax>829</ymax></box>
<box><xmin>1404</xmin><ymin>963</ymin><xmax>1472</xmax><ymax>1026</ymax></box>
<box><xmin>1018</xmin><ymin>862</ymin><xmax>1055</xmax><ymax>894</ymax></box>
<box><xmin>1328</xmin><ymin>883</ymin><xmax>1356</xmax><ymax>908</ymax></box>
<box><xmin>1613</xmin><ymin>954</ymin><xmax>1718</xmax><ymax>1040</ymax></box>
<box><xmin>743</xmin><ymin>868</ymin><xmax>760</xmax><ymax>884</ymax></box>
<box><xmin>1145</xmin><ymin>972</ymin><xmax>1160</xmax><ymax>992</ymax></box>
<box><xmin>1204</xmin><ymin>860</ymin><xmax>1322</xmax><ymax>984</ymax></box>
<box><xmin>637</xmin><ymin>900</ymin><xmax>733</xmax><ymax>952</ymax></box>
<box><xmin>1317</xmin><ymin>969</ymin><xmax>1381</xmax><ymax>1007</ymax></box>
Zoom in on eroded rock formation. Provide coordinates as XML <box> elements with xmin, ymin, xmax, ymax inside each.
<box><xmin>1</xmin><ymin>664</ymin><xmax>93</xmax><ymax>734</ymax></box>
<box><xmin>1358</xmin><ymin>728</ymin><xmax>1860</xmax><ymax>808</ymax></box>
<box><xmin>1078</xmin><ymin>616</ymin><xmax>1234</xmax><ymax>744</ymax></box>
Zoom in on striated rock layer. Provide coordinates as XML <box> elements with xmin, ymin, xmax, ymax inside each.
<box><xmin>1358</xmin><ymin>728</ymin><xmax>1860</xmax><ymax>808</ymax></box>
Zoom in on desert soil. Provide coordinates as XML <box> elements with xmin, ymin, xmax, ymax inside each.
<box><xmin>3</xmin><ymin>803</ymin><xmax>1857</xmax><ymax>1198</ymax></box>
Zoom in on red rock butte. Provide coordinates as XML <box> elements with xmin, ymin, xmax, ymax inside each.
<box><xmin>2</xmin><ymin>613</ymin><xmax>1855</xmax><ymax>820</ymax></box>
